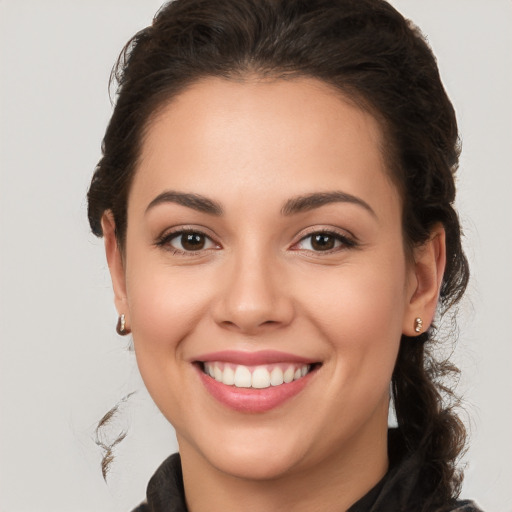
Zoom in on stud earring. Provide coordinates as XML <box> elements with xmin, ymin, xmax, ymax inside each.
<box><xmin>116</xmin><ymin>314</ymin><xmax>130</xmax><ymax>336</ymax></box>
<box><xmin>414</xmin><ymin>317</ymin><xmax>423</xmax><ymax>334</ymax></box>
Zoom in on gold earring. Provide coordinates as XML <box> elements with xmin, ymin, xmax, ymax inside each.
<box><xmin>414</xmin><ymin>317</ymin><xmax>423</xmax><ymax>334</ymax></box>
<box><xmin>116</xmin><ymin>314</ymin><xmax>130</xmax><ymax>336</ymax></box>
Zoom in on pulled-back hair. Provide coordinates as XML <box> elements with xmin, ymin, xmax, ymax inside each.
<box><xmin>88</xmin><ymin>0</ymin><xmax>469</xmax><ymax>507</ymax></box>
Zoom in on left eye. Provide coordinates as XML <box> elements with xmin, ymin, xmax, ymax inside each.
<box><xmin>165</xmin><ymin>231</ymin><xmax>217</xmax><ymax>252</ymax></box>
<box><xmin>295</xmin><ymin>232</ymin><xmax>348</xmax><ymax>252</ymax></box>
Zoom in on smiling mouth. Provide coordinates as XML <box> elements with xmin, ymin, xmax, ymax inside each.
<box><xmin>199</xmin><ymin>361</ymin><xmax>320</xmax><ymax>389</ymax></box>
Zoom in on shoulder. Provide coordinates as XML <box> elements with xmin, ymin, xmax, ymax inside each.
<box><xmin>130</xmin><ymin>453</ymin><xmax>187</xmax><ymax>512</ymax></box>
<box><xmin>130</xmin><ymin>504</ymin><xmax>149</xmax><ymax>512</ymax></box>
<box><xmin>448</xmin><ymin>500</ymin><xmax>484</xmax><ymax>512</ymax></box>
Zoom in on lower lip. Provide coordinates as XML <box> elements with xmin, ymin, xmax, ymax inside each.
<box><xmin>196</xmin><ymin>366</ymin><xmax>315</xmax><ymax>413</ymax></box>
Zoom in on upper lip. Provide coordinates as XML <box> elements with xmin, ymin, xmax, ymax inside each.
<box><xmin>193</xmin><ymin>350</ymin><xmax>317</xmax><ymax>366</ymax></box>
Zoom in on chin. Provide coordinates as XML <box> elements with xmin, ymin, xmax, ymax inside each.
<box><xmin>179</xmin><ymin>422</ymin><xmax>312</xmax><ymax>481</ymax></box>
<box><xmin>209</xmin><ymin>444</ymin><xmax>307</xmax><ymax>481</ymax></box>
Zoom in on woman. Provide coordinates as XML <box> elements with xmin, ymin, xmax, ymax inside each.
<box><xmin>87</xmin><ymin>0</ymin><xmax>481</xmax><ymax>510</ymax></box>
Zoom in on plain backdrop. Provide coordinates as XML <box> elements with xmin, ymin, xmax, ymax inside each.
<box><xmin>0</xmin><ymin>1</ymin><xmax>511</xmax><ymax>510</ymax></box>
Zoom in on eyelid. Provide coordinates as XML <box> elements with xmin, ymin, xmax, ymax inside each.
<box><xmin>154</xmin><ymin>225</ymin><xmax>357</xmax><ymax>255</ymax></box>
<box><xmin>290</xmin><ymin>227</ymin><xmax>358</xmax><ymax>252</ymax></box>
<box><xmin>155</xmin><ymin>225</ymin><xmax>221</xmax><ymax>253</ymax></box>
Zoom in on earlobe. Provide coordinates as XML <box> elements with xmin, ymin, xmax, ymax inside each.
<box><xmin>101</xmin><ymin>211</ymin><xmax>129</xmax><ymax>319</ymax></box>
<box><xmin>403</xmin><ymin>225</ymin><xmax>446</xmax><ymax>336</ymax></box>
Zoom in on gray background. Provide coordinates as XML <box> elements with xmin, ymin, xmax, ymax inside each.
<box><xmin>0</xmin><ymin>1</ymin><xmax>511</xmax><ymax>510</ymax></box>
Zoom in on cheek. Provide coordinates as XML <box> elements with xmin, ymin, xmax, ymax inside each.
<box><xmin>126</xmin><ymin>264</ymin><xmax>213</xmax><ymax>349</ymax></box>
<box><xmin>123</xmin><ymin>260</ymin><xmax>218</xmax><ymax>424</ymax></box>
<box><xmin>300</xmin><ymin>253</ymin><xmax>408</xmax><ymax>367</ymax></box>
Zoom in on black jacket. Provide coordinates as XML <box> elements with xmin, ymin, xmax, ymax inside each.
<box><xmin>131</xmin><ymin>430</ymin><xmax>482</xmax><ymax>512</ymax></box>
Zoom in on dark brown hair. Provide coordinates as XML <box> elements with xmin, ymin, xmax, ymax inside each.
<box><xmin>88</xmin><ymin>0</ymin><xmax>469</xmax><ymax>507</ymax></box>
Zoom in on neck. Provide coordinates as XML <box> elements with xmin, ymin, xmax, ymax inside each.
<box><xmin>179</xmin><ymin>426</ymin><xmax>389</xmax><ymax>512</ymax></box>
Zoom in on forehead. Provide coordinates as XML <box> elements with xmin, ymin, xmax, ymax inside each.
<box><xmin>131</xmin><ymin>76</ymin><xmax>400</xmax><ymax>221</ymax></box>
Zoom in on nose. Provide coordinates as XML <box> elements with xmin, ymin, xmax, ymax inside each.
<box><xmin>212</xmin><ymin>251</ymin><xmax>294</xmax><ymax>335</ymax></box>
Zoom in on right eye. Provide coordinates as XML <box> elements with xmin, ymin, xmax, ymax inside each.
<box><xmin>291</xmin><ymin>230</ymin><xmax>357</xmax><ymax>253</ymax></box>
<box><xmin>157</xmin><ymin>230</ymin><xmax>219</xmax><ymax>254</ymax></box>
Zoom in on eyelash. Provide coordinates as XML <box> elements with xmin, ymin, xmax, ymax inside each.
<box><xmin>291</xmin><ymin>230</ymin><xmax>358</xmax><ymax>253</ymax></box>
<box><xmin>155</xmin><ymin>228</ymin><xmax>357</xmax><ymax>256</ymax></box>
<box><xmin>155</xmin><ymin>228</ymin><xmax>220</xmax><ymax>255</ymax></box>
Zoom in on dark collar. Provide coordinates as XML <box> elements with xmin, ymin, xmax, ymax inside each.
<box><xmin>133</xmin><ymin>429</ymin><xmax>481</xmax><ymax>512</ymax></box>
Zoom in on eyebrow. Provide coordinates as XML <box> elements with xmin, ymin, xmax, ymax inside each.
<box><xmin>281</xmin><ymin>191</ymin><xmax>376</xmax><ymax>218</ymax></box>
<box><xmin>145</xmin><ymin>189</ymin><xmax>375</xmax><ymax>218</ymax></box>
<box><xmin>145</xmin><ymin>191</ymin><xmax>223</xmax><ymax>216</ymax></box>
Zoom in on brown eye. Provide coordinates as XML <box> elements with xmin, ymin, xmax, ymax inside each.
<box><xmin>159</xmin><ymin>230</ymin><xmax>218</xmax><ymax>253</ymax></box>
<box><xmin>310</xmin><ymin>233</ymin><xmax>336</xmax><ymax>251</ymax></box>
<box><xmin>293</xmin><ymin>231</ymin><xmax>356</xmax><ymax>253</ymax></box>
<box><xmin>181</xmin><ymin>232</ymin><xmax>206</xmax><ymax>250</ymax></box>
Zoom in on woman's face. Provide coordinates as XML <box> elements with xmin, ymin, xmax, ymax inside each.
<box><xmin>105</xmin><ymin>77</ymin><xmax>422</xmax><ymax>480</ymax></box>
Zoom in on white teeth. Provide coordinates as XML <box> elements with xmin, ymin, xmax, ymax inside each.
<box><xmin>234</xmin><ymin>365</ymin><xmax>252</xmax><ymax>388</ymax></box>
<box><xmin>222</xmin><ymin>365</ymin><xmax>235</xmax><ymax>385</ymax></box>
<box><xmin>270</xmin><ymin>367</ymin><xmax>284</xmax><ymax>386</ymax></box>
<box><xmin>213</xmin><ymin>365</ymin><xmax>223</xmax><ymax>382</ymax></box>
<box><xmin>203</xmin><ymin>362</ymin><xmax>312</xmax><ymax>389</ymax></box>
<box><xmin>251</xmin><ymin>367</ymin><xmax>271</xmax><ymax>389</ymax></box>
<box><xmin>283</xmin><ymin>366</ymin><xmax>295</xmax><ymax>383</ymax></box>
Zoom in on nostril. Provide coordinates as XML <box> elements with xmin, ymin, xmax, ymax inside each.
<box><xmin>221</xmin><ymin>320</ymin><xmax>238</xmax><ymax>328</ymax></box>
<box><xmin>219</xmin><ymin>319</ymin><xmax>279</xmax><ymax>331</ymax></box>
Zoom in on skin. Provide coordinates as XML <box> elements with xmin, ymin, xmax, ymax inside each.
<box><xmin>102</xmin><ymin>77</ymin><xmax>446</xmax><ymax>512</ymax></box>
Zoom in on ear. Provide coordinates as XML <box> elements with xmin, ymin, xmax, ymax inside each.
<box><xmin>101</xmin><ymin>211</ymin><xmax>129</xmax><ymax>324</ymax></box>
<box><xmin>403</xmin><ymin>224</ymin><xmax>446</xmax><ymax>336</ymax></box>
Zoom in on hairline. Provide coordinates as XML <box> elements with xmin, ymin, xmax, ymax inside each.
<box><xmin>119</xmin><ymin>71</ymin><xmax>409</xmax><ymax>256</ymax></box>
